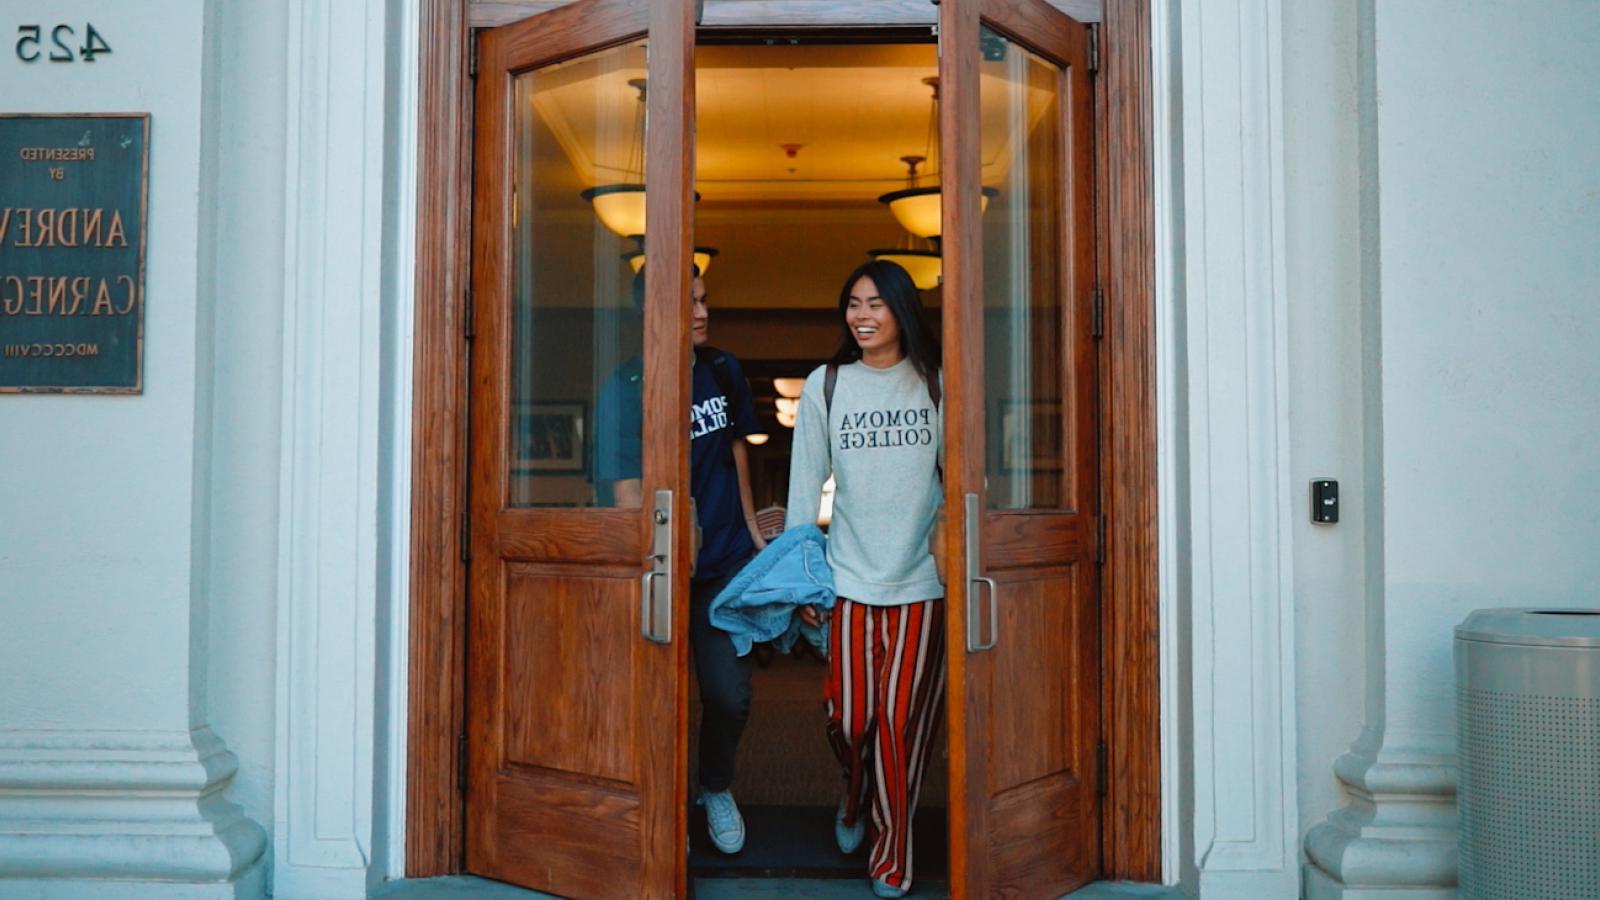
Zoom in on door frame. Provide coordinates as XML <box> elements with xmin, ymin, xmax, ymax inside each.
<box><xmin>406</xmin><ymin>0</ymin><xmax>1159</xmax><ymax>881</ymax></box>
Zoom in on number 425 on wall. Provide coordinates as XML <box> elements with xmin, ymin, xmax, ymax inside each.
<box><xmin>16</xmin><ymin>24</ymin><xmax>111</xmax><ymax>62</ymax></box>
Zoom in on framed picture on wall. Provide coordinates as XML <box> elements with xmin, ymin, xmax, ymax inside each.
<box><xmin>512</xmin><ymin>401</ymin><xmax>586</xmax><ymax>473</ymax></box>
<box><xmin>999</xmin><ymin>400</ymin><xmax>1064</xmax><ymax>473</ymax></box>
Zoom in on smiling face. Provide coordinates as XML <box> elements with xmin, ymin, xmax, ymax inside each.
<box><xmin>690</xmin><ymin>276</ymin><xmax>709</xmax><ymax>346</ymax></box>
<box><xmin>845</xmin><ymin>275</ymin><xmax>902</xmax><ymax>361</ymax></box>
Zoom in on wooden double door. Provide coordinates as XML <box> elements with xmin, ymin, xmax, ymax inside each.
<box><xmin>464</xmin><ymin>1</ymin><xmax>1102</xmax><ymax>896</ymax></box>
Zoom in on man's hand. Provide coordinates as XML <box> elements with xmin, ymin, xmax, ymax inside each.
<box><xmin>798</xmin><ymin>605</ymin><xmax>827</xmax><ymax>629</ymax></box>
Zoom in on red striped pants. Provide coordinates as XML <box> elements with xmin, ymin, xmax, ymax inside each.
<box><xmin>825</xmin><ymin>598</ymin><xmax>947</xmax><ymax>891</ymax></box>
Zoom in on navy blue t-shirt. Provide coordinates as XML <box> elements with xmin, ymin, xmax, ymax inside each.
<box><xmin>594</xmin><ymin>348</ymin><xmax>760</xmax><ymax>582</ymax></box>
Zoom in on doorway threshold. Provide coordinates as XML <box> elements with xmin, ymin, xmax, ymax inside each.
<box><xmin>375</xmin><ymin>876</ymin><xmax>1184</xmax><ymax>899</ymax></box>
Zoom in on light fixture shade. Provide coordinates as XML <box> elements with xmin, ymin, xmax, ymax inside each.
<box><xmin>774</xmin><ymin>397</ymin><xmax>799</xmax><ymax>417</ymax></box>
<box><xmin>776</xmin><ymin>409</ymin><xmax>797</xmax><ymax>429</ymax></box>
<box><xmin>772</xmin><ymin>377</ymin><xmax>805</xmax><ymax>399</ymax></box>
<box><xmin>879</xmin><ymin>187</ymin><xmax>942</xmax><ymax>239</ymax></box>
<box><xmin>868</xmin><ymin>249</ymin><xmax>942</xmax><ymax>290</ymax></box>
<box><xmin>876</xmin><ymin>185</ymin><xmax>1000</xmax><ymax>239</ymax></box>
<box><xmin>624</xmin><ymin>246</ymin><xmax>719</xmax><ymax>276</ymax></box>
<box><xmin>584</xmin><ymin>185</ymin><xmax>704</xmax><ymax>240</ymax></box>
<box><xmin>581</xmin><ymin>184</ymin><xmax>646</xmax><ymax>238</ymax></box>
<box><xmin>745</xmin><ymin>433</ymin><xmax>770</xmax><ymax>446</ymax></box>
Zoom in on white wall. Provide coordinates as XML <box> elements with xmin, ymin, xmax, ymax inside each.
<box><xmin>0</xmin><ymin>0</ymin><xmax>210</xmax><ymax>736</ymax></box>
<box><xmin>0</xmin><ymin>0</ymin><xmax>270</xmax><ymax>892</ymax></box>
<box><xmin>1372</xmin><ymin>0</ymin><xmax>1600</xmax><ymax>730</ymax></box>
<box><xmin>1300</xmin><ymin>1</ymin><xmax>1600</xmax><ymax>894</ymax></box>
<box><xmin>200</xmin><ymin>0</ymin><xmax>291</xmax><ymax>835</ymax></box>
<box><xmin>1281</xmin><ymin>0</ymin><xmax>1368</xmax><ymax>860</ymax></box>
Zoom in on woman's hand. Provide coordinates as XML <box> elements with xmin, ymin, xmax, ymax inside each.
<box><xmin>798</xmin><ymin>605</ymin><xmax>827</xmax><ymax>628</ymax></box>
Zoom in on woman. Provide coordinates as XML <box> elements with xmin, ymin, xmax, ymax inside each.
<box><xmin>786</xmin><ymin>260</ymin><xmax>944</xmax><ymax>899</ymax></box>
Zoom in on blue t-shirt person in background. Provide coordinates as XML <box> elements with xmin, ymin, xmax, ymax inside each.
<box><xmin>592</xmin><ymin>266</ymin><xmax>764</xmax><ymax>856</ymax></box>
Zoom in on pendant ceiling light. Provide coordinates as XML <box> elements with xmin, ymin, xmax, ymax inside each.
<box><xmin>875</xmin><ymin>78</ymin><xmax>997</xmax><ymax>240</ymax></box>
<box><xmin>624</xmin><ymin>246</ymin><xmax>719</xmax><ymax>276</ymax></box>
<box><xmin>867</xmin><ymin>248</ymin><xmax>943</xmax><ymax>291</ymax></box>
<box><xmin>582</xmin><ymin>78</ymin><xmax>700</xmax><ymax>240</ymax></box>
<box><xmin>772</xmin><ymin>377</ymin><xmax>806</xmax><ymax>399</ymax></box>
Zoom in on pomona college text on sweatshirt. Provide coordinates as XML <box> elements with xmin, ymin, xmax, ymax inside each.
<box><xmin>784</xmin><ymin>358</ymin><xmax>945</xmax><ymax>606</ymax></box>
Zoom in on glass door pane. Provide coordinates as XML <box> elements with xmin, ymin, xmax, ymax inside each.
<box><xmin>509</xmin><ymin>40</ymin><xmax>648</xmax><ymax>508</ymax></box>
<box><xmin>978</xmin><ymin>26</ymin><xmax>1070</xmax><ymax>511</ymax></box>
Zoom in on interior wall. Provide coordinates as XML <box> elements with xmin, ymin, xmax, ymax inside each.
<box><xmin>697</xmin><ymin>209</ymin><xmax>912</xmax><ymax>312</ymax></box>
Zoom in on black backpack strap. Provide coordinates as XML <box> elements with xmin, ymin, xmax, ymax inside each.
<box><xmin>696</xmin><ymin>346</ymin><xmax>737</xmax><ymax>401</ymax></box>
<box><xmin>824</xmin><ymin>363</ymin><xmax>838</xmax><ymax>415</ymax></box>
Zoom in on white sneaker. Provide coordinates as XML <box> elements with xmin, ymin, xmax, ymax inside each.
<box><xmin>701</xmin><ymin>788</ymin><xmax>745</xmax><ymax>854</ymax></box>
<box><xmin>835</xmin><ymin>795</ymin><xmax>865</xmax><ymax>854</ymax></box>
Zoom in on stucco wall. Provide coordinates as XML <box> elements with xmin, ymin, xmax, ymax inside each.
<box><xmin>1371</xmin><ymin>0</ymin><xmax>1600</xmax><ymax>730</ymax></box>
<box><xmin>1282</xmin><ymin>0</ymin><xmax>1368</xmax><ymax>859</ymax></box>
<box><xmin>1</xmin><ymin>0</ymin><xmax>211</xmax><ymax>733</ymax></box>
<box><xmin>1295</xmin><ymin>0</ymin><xmax>1600</xmax><ymax>892</ymax></box>
<box><xmin>0</xmin><ymin>0</ymin><xmax>288</xmax><ymax>843</ymax></box>
<box><xmin>199</xmin><ymin>0</ymin><xmax>290</xmax><ymax>833</ymax></box>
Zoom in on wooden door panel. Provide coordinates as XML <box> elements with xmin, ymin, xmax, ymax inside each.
<box><xmin>465</xmin><ymin>1</ymin><xmax>694</xmax><ymax>896</ymax></box>
<box><xmin>981</xmin><ymin>514</ymin><xmax>1090</xmax><ymax>570</ymax></box>
<box><xmin>989</xmin><ymin>772</ymin><xmax>1086</xmax><ymax>896</ymax></box>
<box><xmin>496</xmin><ymin>510</ymin><xmax>640</xmax><ymax>565</ymax></box>
<box><xmin>943</xmin><ymin>0</ymin><xmax>1100</xmax><ymax>895</ymax></box>
<box><xmin>493</xmin><ymin>781</ymin><xmax>645</xmax><ymax>899</ymax></box>
<box><xmin>987</xmin><ymin>573</ymin><xmax>1076</xmax><ymax>786</ymax></box>
<box><xmin>504</xmin><ymin>565</ymin><xmax>640</xmax><ymax>783</ymax></box>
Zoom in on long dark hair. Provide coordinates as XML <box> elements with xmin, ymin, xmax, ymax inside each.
<box><xmin>829</xmin><ymin>260</ymin><xmax>941</xmax><ymax>391</ymax></box>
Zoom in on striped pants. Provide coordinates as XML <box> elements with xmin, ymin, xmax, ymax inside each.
<box><xmin>825</xmin><ymin>598</ymin><xmax>947</xmax><ymax>891</ymax></box>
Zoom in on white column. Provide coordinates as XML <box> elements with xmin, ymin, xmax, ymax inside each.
<box><xmin>1299</xmin><ymin>7</ymin><xmax>1459</xmax><ymax>893</ymax></box>
<box><xmin>271</xmin><ymin>0</ymin><xmax>397</xmax><ymax>895</ymax></box>
<box><xmin>1169</xmin><ymin>0</ymin><xmax>1301</xmax><ymax>894</ymax></box>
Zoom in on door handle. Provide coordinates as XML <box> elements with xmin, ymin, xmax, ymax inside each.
<box><xmin>964</xmin><ymin>492</ymin><xmax>999</xmax><ymax>652</ymax></box>
<box><xmin>641</xmin><ymin>489</ymin><xmax>673</xmax><ymax>643</ymax></box>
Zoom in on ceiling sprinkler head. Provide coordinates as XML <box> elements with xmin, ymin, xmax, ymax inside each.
<box><xmin>779</xmin><ymin>143</ymin><xmax>805</xmax><ymax>158</ymax></box>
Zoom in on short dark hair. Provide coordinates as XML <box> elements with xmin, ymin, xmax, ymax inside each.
<box><xmin>630</xmin><ymin>264</ymin><xmax>703</xmax><ymax>309</ymax></box>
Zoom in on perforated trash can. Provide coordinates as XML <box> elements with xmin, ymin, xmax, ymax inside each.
<box><xmin>1455</xmin><ymin>609</ymin><xmax>1600</xmax><ymax>899</ymax></box>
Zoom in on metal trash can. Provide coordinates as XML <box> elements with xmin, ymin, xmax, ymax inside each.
<box><xmin>1455</xmin><ymin>608</ymin><xmax>1600</xmax><ymax>899</ymax></box>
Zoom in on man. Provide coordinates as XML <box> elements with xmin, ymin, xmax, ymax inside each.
<box><xmin>593</xmin><ymin>266</ymin><xmax>767</xmax><ymax>855</ymax></box>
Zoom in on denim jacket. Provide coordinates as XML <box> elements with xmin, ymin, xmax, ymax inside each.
<box><xmin>709</xmin><ymin>524</ymin><xmax>836</xmax><ymax>657</ymax></box>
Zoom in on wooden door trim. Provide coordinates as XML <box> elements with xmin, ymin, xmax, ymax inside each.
<box><xmin>1097</xmin><ymin>0</ymin><xmax>1160</xmax><ymax>881</ymax></box>
<box><xmin>408</xmin><ymin>0</ymin><xmax>472</xmax><ymax>876</ymax></box>
<box><xmin>468</xmin><ymin>1</ymin><xmax>1105</xmax><ymax>29</ymax></box>
<box><xmin>407</xmin><ymin>0</ymin><xmax>1159</xmax><ymax>880</ymax></box>
<box><xmin>937</xmin><ymin>0</ymin><xmax>983</xmax><ymax>890</ymax></box>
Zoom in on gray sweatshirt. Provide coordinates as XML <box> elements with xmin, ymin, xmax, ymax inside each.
<box><xmin>784</xmin><ymin>358</ymin><xmax>944</xmax><ymax>606</ymax></box>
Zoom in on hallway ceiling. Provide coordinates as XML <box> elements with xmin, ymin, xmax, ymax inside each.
<box><xmin>530</xmin><ymin>44</ymin><xmax>1054</xmax><ymax>204</ymax></box>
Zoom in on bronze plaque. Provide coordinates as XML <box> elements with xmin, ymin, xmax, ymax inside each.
<box><xmin>0</xmin><ymin>113</ymin><xmax>149</xmax><ymax>393</ymax></box>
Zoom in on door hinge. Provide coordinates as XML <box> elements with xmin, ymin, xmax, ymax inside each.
<box><xmin>1095</xmin><ymin>514</ymin><xmax>1107</xmax><ymax>565</ymax></box>
<box><xmin>459</xmin><ymin>510</ymin><xmax>471</xmax><ymax>564</ymax></box>
<box><xmin>467</xmin><ymin>29</ymin><xmax>479</xmax><ymax>78</ymax></box>
<box><xmin>463</xmin><ymin>288</ymin><xmax>475</xmax><ymax>341</ymax></box>
<box><xmin>1088</xmin><ymin>25</ymin><xmax>1100</xmax><ymax>75</ymax></box>
<box><xmin>457</xmin><ymin>733</ymin><xmax>469</xmax><ymax>792</ymax></box>
<box><xmin>1091</xmin><ymin>285</ymin><xmax>1105</xmax><ymax>339</ymax></box>
<box><xmin>1095</xmin><ymin>741</ymin><xmax>1108</xmax><ymax>798</ymax></box>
